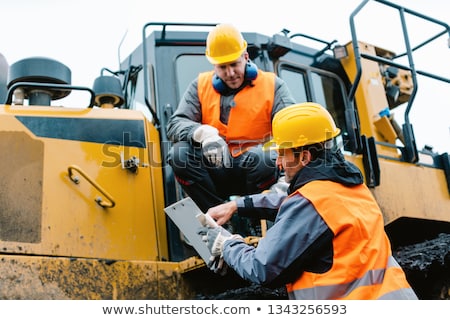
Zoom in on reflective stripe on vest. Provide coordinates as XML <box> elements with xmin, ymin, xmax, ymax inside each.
<box><xmin>198</xmin><ymin>70</ymin><xmax>275</xmax><ymax>156</ymax></box>
<box><xmin>286</xmin><ymin>180</ymin><xmax>417</xmax><ymax>300</ymax></box>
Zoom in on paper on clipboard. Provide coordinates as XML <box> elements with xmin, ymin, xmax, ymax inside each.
<box><xmin>164</xmin><ymin>197</ymin><xmax>213</xmax><ymax>264</ymax></box>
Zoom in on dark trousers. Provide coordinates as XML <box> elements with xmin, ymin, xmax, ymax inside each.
<box><xmin>167</xmin><ymin>141</ymin><xmax>279</xmax><ymax>213</ymax></box>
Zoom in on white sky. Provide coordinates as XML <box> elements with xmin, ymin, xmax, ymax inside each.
<box><xmin>1</xmin><ymin>0</ymin><xmax>449</xmax><ymax>153</ymax></box>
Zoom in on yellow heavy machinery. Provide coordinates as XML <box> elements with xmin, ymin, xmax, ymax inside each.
<box><xmin>0</xmin><ymin>0</ymin><xmax>448</xmax><ymax>299</ymax></box>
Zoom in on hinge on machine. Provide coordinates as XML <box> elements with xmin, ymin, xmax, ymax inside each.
<box><xmin>121</xmin><ymin>152</ymin><xmax>140</xmax><ymax>174</ymax></box>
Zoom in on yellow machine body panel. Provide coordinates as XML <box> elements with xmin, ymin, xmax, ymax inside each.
<box><xmin>346</xmin><ymin>154</ymin><xmax>450</xmax><ymax>225</ymax></box>
<box><xmin>372</xmin><ymin>158</ymin><xmax>450</xmax><ymax>224</ymax></box>
<box><xmin>0</xmin><ymin>254</ymin><xmax>198</xmax><ymax>299</ymax></box>
<box><xmin>0</xmin><ymin>105</ymin><xmax>168</xmax><ymax>262</ymax></box>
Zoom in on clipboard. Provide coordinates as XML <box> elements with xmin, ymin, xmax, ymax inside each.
<box><xmin>164</xmin><ymin>197</ymin><xmax>213</xmax><ymax>264</ymax></box>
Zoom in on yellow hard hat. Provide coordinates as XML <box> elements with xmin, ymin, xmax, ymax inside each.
<box><xmin>205</xmin><ymin>24</ymin><xmax>247</xmax><ymax>65</ymax></box>
<box><xmin>267</xmin><ymin>102</ymin><xmax>341</xmax><ymax>150</ymax></box>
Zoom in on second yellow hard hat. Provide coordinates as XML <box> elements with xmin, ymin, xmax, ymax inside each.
<box><xmin>268</xmin><ymin>102</ymin><xmax>341</xmax><ymax>150</ymax></box>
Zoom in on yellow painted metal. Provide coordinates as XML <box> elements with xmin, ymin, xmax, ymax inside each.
<box><xmin>340</xmin><ymin>41</ymin><xmax>402</xmax><ymax>158</ymax></box>
<box><xmin>344</xmin><ymin>154</ymin><xmax>450</xmax><ymax>226</ymax></box>
<box><xmin>373</xmin><ymin>115</ymin><xmax>398</xmax><ymax>144</ymax></box>
<box><xmin>0</xmin><ymin>105</ymin><xmax>167</xmax><ymax>262</ymax></box>
<box><xmin>0</xmin><ymin>254</ymin><xmax>196</xmax><ymax>299</ymax></box>
<box><xmin>144</xmin><ymin>121</ymin><xmax>170</xmax><ymax>262</ymax></box>
<box><xmin>0</xmin><ymin>103</ymin><xmax>206</xmax><ymax>299</ymax></box>
<box><xmin>68</xmin><ymin>164</ymin><xmax>116</xmax><ymax>208</ymax></box>
<box><xmin>371</xmin><ymin>158</ymin><xmax>450</xmax><ymax>225</ymax></box>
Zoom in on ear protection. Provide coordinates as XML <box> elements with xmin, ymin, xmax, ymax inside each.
<box><xmin>212</xmin><ymin>61</ymin><xmax>258</xmax><ymax>94</ymax></box>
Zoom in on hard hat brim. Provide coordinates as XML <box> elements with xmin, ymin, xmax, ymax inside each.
<box><xmin>206</xmin><ymin>41</ymin><xmax>247</xmax><ymax>65</ymax></box>
<box><xmin>263</xmin><ymin>128</ymin><xmax>341</xmax><ymax>151</ymax></box>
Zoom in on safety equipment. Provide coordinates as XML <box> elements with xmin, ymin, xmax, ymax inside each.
<box><xmin>208</xmin><ymin>255</ymin><xmax>228</xmax><ymax>275</ymax></box>
<box><xmin>197</xmin><ymin>214</ymin><xmax>229</xmax><ymax>274</ymax></box>
<box><xmin>212</xmin><ymin>60</ymin><xmax>258</xmax><ymax>93</ymax></box>
<box><xmin>200</xmin><ymin>225</ymin><xmax>242</xmax><ymax>257</ymax></box>
<box><xmin>198</xmin><ymin>70</ymin><xmax>276</xmax><ymax>158</ymax></box>
<box><xmin>193</xmin><ymin>125</ymin><xmax>232</xmax><ymax>167</ymax></box>
<box><xmin>286</xmin><ymin>180</ymin><xmax>418</xmax><ymax>300</ymax></box>
<box><xmin>205</xmin><ymin>24</ymin><xmax>248</xmax><ymax>65</ymax></box>
<box><xmin>267</xmin><ymin>102</ymin><xmax>341</xmax><ymax>150</ymax></box>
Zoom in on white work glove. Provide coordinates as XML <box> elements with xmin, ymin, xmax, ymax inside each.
<box><xmin>198</xmin><ymin>225</ymin><xmax>242</xmax><ymax>274</ymax></box>
<box><xmin>208</xmin><ymin>255</ymin><xmax>228</xmax><ymax>275</ymax></box>
<box><xmin>201</xmin><ymin>225</ymin><xmax>243</xmax><ymax>256</ymax></box>
<box><xmin>193</xmin><ymin>125</ymin><xmax>231</xmax><ymax>167</ymax></box>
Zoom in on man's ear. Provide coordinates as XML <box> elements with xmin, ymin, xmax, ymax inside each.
<box><xmin>300</xmin><ymin>150</ymin><xmax>312</xmax><ymax>166</ymax></box>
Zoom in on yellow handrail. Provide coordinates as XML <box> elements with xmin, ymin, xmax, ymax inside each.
<box><xmin>67</xmin><ymin>165</ymin><xmax>116</xmax><ymax>208</ymax></box>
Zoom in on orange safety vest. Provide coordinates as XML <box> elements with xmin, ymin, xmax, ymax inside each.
<box><xmin>198</xmin><ymin>70</ymin><xmax>275</xmax><ymax>157</ymax></box>
<box><xmin>286</xmin><ymin>180</ymin><xmax>417</xmax><ymax>300</ymax></box>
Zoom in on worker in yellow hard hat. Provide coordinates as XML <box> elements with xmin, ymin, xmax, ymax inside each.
<box><xmin>201</xmin><ymin>102</ymin><xmax>418</xmax><ymax>300</ymax></box>
<box><xmin>167</xmin><ymin>23</ymin><xmax>295</xmax><ymax>235</ymax></box>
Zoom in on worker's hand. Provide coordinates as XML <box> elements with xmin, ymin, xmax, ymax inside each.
<box><xmin>193</xmin><ymin>125</ymin><xmax>231</xmax><ymax>167</ymax></box>
<box><xmin>206</xmin><ymin>201</ymin><xmax>238</xmax><ymax>226</ymax></box>
<box><xmin>208</xmin><ymin>255</ymin><xmax>228</xmax><ymax>275</ymax></box>
<box><xmin>202</xmin><ymin>135</ymin><xmax>231</xmax><ymax>167</ymax></box>
<box><xmin>198</xmin><ymin>225</ymin><xmax>242</xmax><ymax>275</ymax></box>
<box><xmin>199</xmin><ymin>225</ymin><xmax>242</xmax><ymax>257</ymax></box>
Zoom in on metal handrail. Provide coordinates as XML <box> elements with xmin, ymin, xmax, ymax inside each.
<box><xmin>348</xmin><ymin>0</ymin><xmax>450</xmax><ymax>162</ymax></box>
<box><xmin>68</xmin><ymin>165</ymin><xmax>116</xmax><ymax>208</ymax></box>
